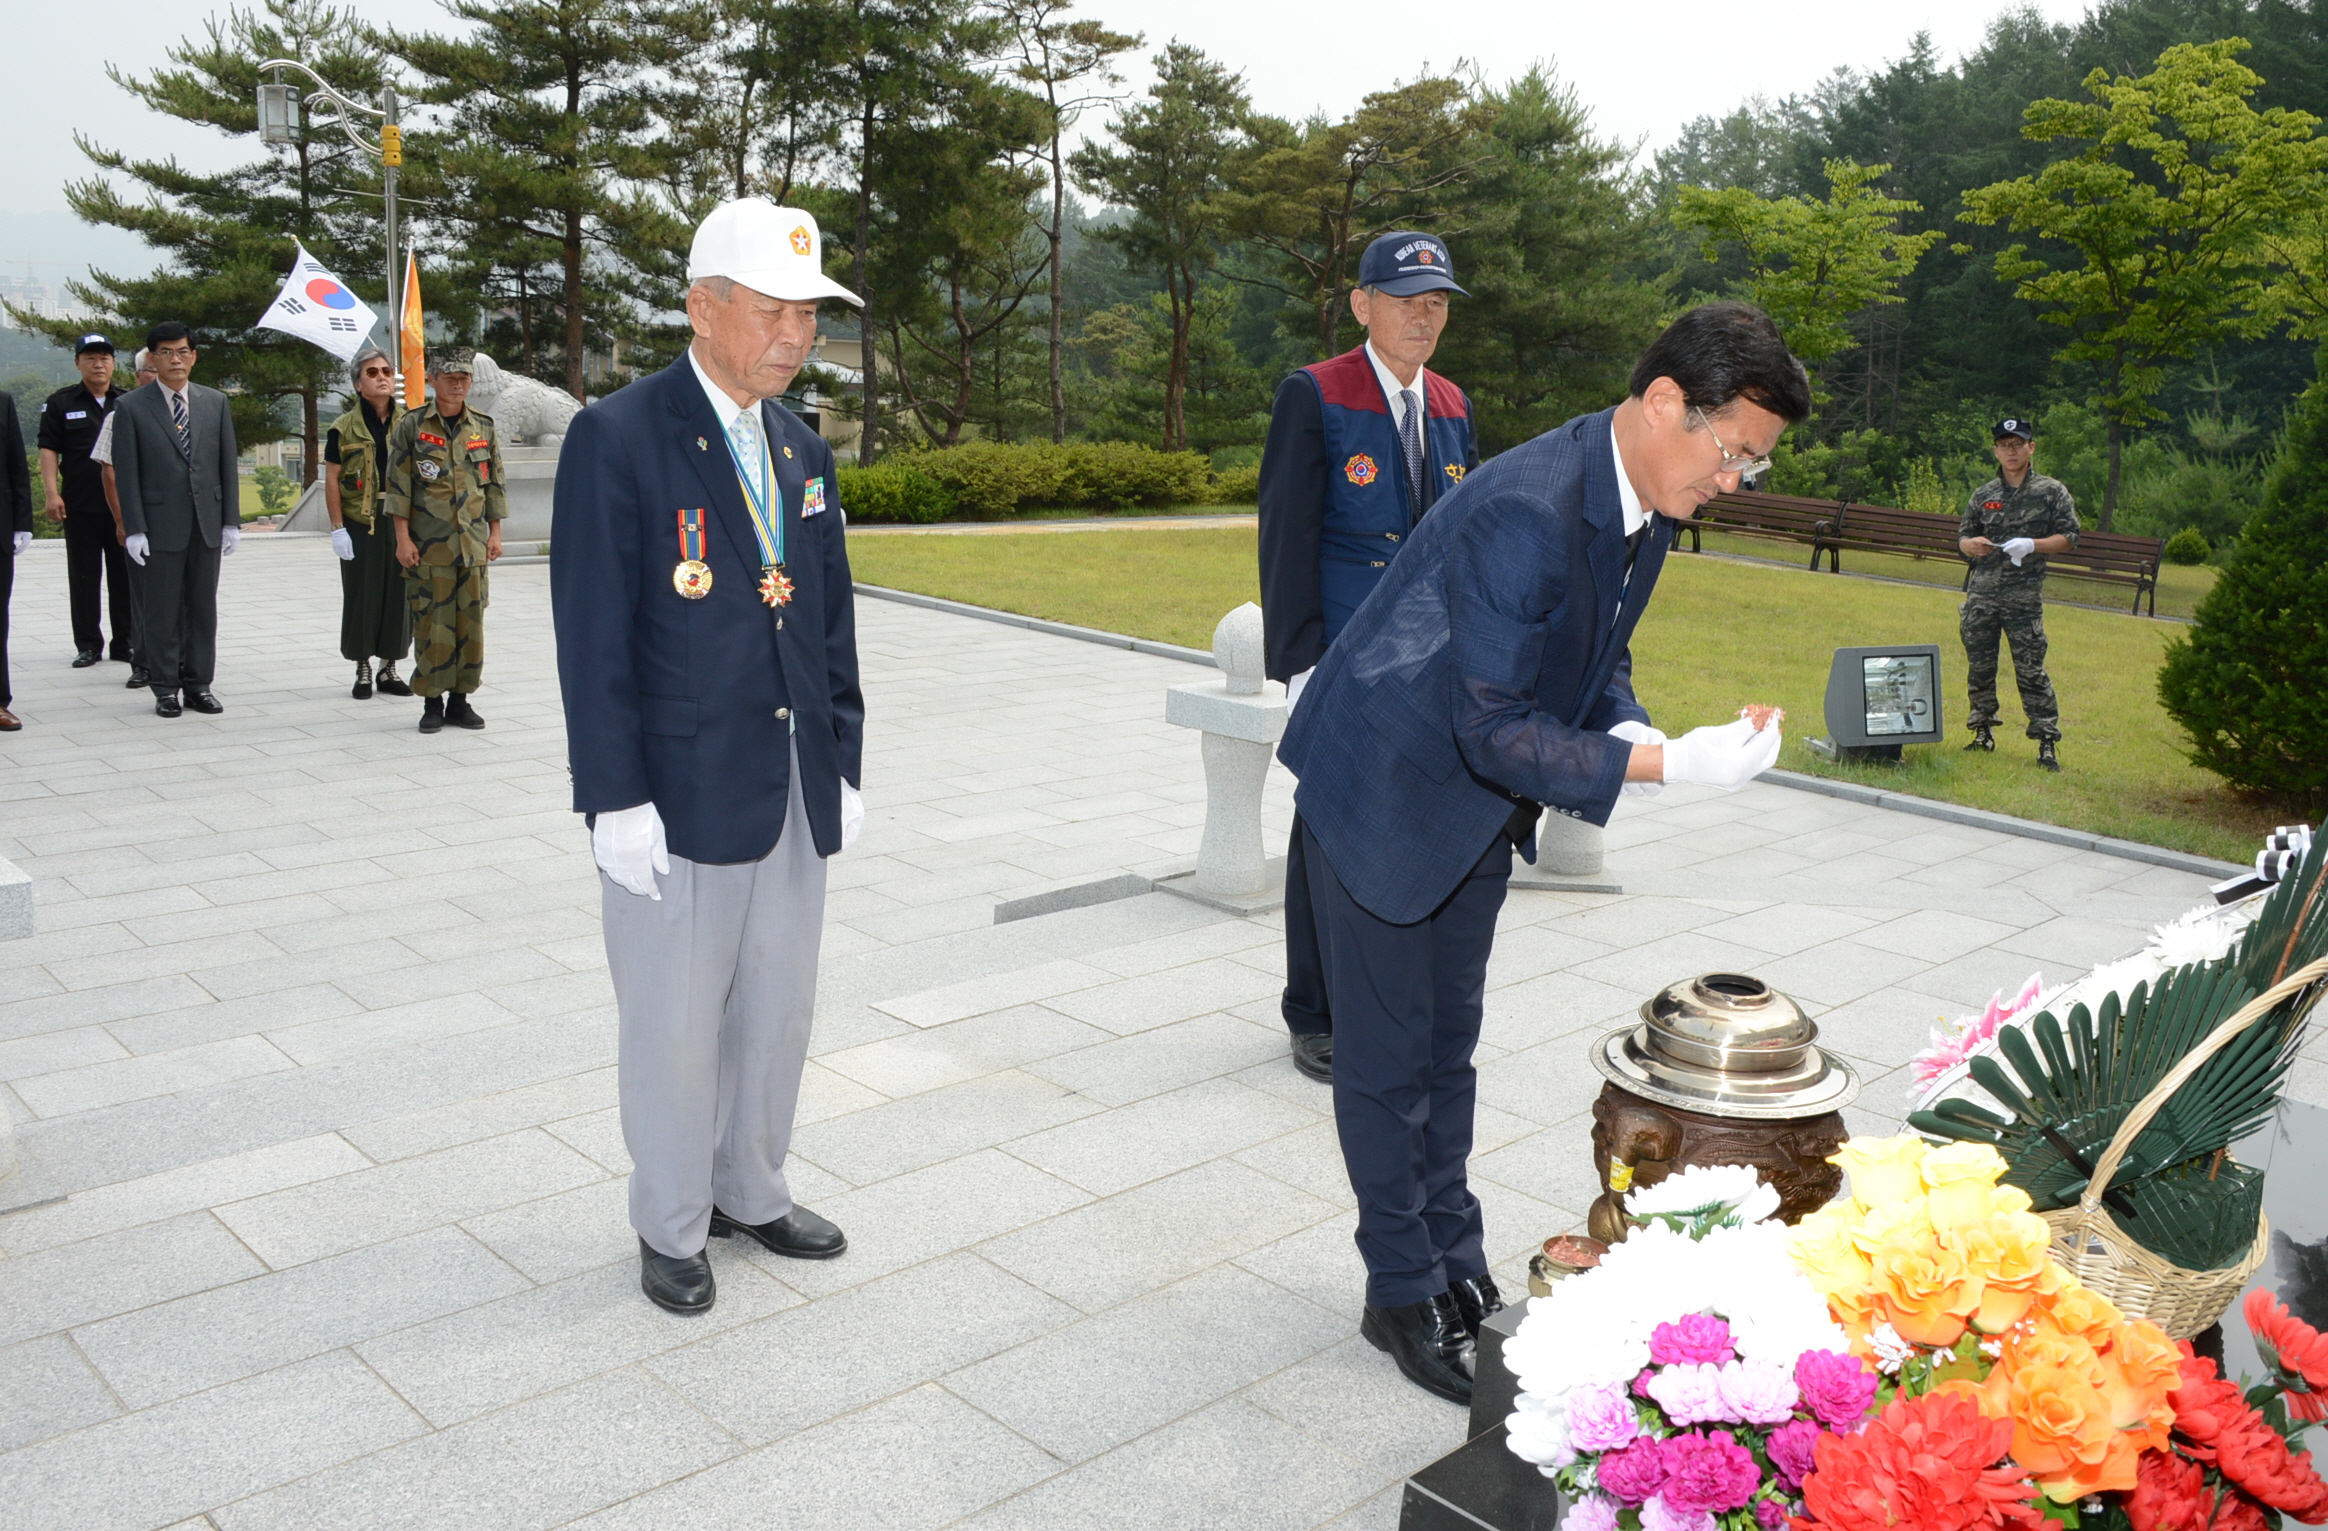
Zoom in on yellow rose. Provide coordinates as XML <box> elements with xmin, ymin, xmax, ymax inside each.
<box><xmin>1788</xmin><ymin>1205</ymin><xmax>1876</xmax><ymax>1299</ymax></box>
<box><xmin>1832</xmin><ymin>1135</ymin><xmax>1929</xmax><ymax>1211</ymax></box>
<box><xmin>1849</xmin><ymin>1196</ymin><xmax>1936</xmax><ymax>1258</ymax></box>
<box><xmin>1920</xmin><ymin>1143</ymin><xmax>2012</xmax><ymax>1230</ymax></box>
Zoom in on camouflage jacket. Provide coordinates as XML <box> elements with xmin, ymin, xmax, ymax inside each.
<box><xmin>1960</xmin><ymin>471</ymin><xmax>2080</xmax><ymax>601</ymax></box>
<box><xmin>385</xmin><ymin>404</ymin><xmax>507</xmax><ymax>567</ymax></box>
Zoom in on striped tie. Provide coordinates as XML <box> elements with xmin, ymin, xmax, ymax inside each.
<box><xmin>170</xmin><ymin>389</ymin><xmax>191</xmax><ymax>461</ymax></box>
<box><xmin>1399</xmin><ymin>388</ymin><xmax>1426</xmax><ymax>520</ymax></box>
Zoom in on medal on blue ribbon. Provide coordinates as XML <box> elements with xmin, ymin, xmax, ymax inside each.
<box><xmin>721</xmin><ymin>412</ymin><xmax>790</xmax><ymax>606</ymax></box>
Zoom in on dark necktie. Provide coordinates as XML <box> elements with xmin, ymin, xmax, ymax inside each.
<box><xmin>1399</xmin><ymin>387</ymin><xmax>1425</xmax><ymax>518</ymax></box>
<box><xmin>170</xmin><ymin>389</ymin><xmax>192</xmax><ymax>461</ymax></box>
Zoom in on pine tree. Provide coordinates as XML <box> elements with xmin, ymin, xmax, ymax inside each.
<box><xmin>10</xmin><ymin>0</ymin><xmax>392</xmax><ymax>478</ymax></box>
<box><xmin>2156</xmin><ymin>353</ymin><xmax>2328</xmax><ymax>809</ymax></box>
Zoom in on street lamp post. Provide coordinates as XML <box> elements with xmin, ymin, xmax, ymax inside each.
<box><xmin>256</xmin><ymin>62</ymin><xmax>404</xmax><ymax>374</ymax></box>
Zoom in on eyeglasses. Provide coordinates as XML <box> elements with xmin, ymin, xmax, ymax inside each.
<box><xmin>152</xmin><ymin>346</ymin><xmax>195</xmax><ymax>360</ymax></box>
<box><xmin>1692</xmin><ymin>407</ymin><xmax>1772</xmax><ymax>478</ymax></box>
<box><xmin>359</xmin><ymin>366</ymin><xmax>393</xmax><ymax>378</ymax></box>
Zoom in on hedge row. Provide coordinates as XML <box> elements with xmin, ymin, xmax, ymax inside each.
<box><xmin>837</xmin><ymin>441</ymin><xmax>1255</xmax><ymax>523</ymax></box>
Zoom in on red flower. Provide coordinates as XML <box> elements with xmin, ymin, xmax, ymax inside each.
<box><xmin>1793</xmin><ymin>1391</ymin><xmax>2044</xmax><ymax>1531</ymax></box>
<box><xmin>2128</xmin><ymin>1450</ymin><xmax>2212</xmax><ymax>1531</ymax></box>
<box><xmin>2246</xmin><ymin>1290</ymin><xmax>2328</xmax><ymax>1421</ymax></box>
<box><xmin>2167</xmin><ymin>1343</ymin><xmax>2328</xmax><ymax>1525</ymax></box>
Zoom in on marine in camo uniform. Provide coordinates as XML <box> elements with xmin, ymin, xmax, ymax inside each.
<box><xmin>385</xmin><ymin>346</ymin><xmax>505</xmax><ymax>735</ymax></box>
<box><xmin>1957</xmin><ymin>415</ymin><xmax>2081</xmax><ymax>772</ymax></box>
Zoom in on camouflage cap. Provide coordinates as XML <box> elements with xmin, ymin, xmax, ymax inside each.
<box><xmin>425</xmin><ymin>344</ymin><xmax>477</xmax><ymax>376</ymax></box>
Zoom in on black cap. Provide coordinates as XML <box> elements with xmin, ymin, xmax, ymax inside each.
<box><xmin>1357</xmin><ymin>231</ymin><xmax>1466</xmax><ymax>298</ymax></box>
<box><xmin>1993</xmin><ymin>416</ymin><xmax>2035</xmax><ymax>441</ymax></box>
<box><xmin>74</xmin><ymin>333</ymin><xmax>116</xmax><ymax>356</ymax></box>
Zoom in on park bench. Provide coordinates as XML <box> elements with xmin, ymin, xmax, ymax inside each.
<box><xmin>1809</xmin><ymin>501</ymin><xmax>1964</xmax><ymax>573</ymax></box>
<box><xmin>1677</xmin><ymin>491</ymin><xmax>1837</xmax><ymax>558</ymax></box>
<box><xmin>2034</xmin><ymin>530</ymin><xmax>2163</xmax><ymax>616</ymax></box>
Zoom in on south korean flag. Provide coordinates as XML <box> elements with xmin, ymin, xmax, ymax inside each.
<box><xmin>257</xmin><ymin>243</ymin><xmax>379</xmax><ymax>361</ymax></box>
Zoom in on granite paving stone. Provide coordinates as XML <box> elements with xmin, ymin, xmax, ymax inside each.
<box><xmin>0</xmin><ymin>1334</ymin><xmax>121</xmax><ymax>1454</ymax></box>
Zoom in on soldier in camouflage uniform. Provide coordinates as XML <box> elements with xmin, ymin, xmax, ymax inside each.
<box><xmin>1957</xmin><ymin>416</ymin><xmax>2081</xmax><ymax>772</ymax></box>
<box><xmin>386</xmin><ymin>346</ymin><xmax>505</xmax><ymax>735</ymax></box>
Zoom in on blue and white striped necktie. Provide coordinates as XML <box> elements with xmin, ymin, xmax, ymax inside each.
<box><xmin>170</xmin><ymin>388</ymin><xmax>191</xmax><ymax>461</ymax></box>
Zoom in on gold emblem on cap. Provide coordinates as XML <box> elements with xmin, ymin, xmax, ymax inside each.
<box><xmin>789</xmin><ymin>225</ymin><xmax>812</xmax><ymax>256</ymax></box>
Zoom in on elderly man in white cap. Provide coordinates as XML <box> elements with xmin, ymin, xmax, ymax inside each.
<box><xmin>551</xmin><ymin>199</ymin><xmax>867</xmax><ymax>1314</ymax></box>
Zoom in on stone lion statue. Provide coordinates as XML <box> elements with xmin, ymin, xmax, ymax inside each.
<box><xmin>465</xmin><ymin>352</ymin><xmax>581</xmax><ymax>446</ymax></box>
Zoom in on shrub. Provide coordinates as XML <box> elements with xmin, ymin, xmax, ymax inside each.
<box><xmin>2157</xmin><ymin>358</ymin><xmax>2328</xmax><ymax>808</ymax></box>
<box><xmin>253</xmin><ymin>464</ymin><xmax>296</xmax><ymax>515</ymax></box>
<box><xmin>1208</xmin><ymin>463</ymin><xmax>1261</xmax><ymax>505</ymax></box>
<box><xmin>1056</xmin><ymin>441</ymin><xmax>1209</xmax><ymax>509</ymax></box>
<box><xmin>836</xmin><ymin>464</ymin><xmax>953</xmax><ymax>524</ymax></box>
<box><xmin>898</xmin><ymin>439</ymin><xmax>1212</xmax><ymax>515</ymax></box>
<box><xmin>2162</xmin><ymin>527</ymin><xmax>2210</xmax><ymax>565</ymax></box>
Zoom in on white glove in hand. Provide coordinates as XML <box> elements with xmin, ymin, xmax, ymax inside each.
<box><xmin>1661</xmin><ymin>717</ymin><xmax>1783</xmax><ymax>792</ymax></box>
<box><xmin>125</xmin><ymin>533</ymin><xmax>149</xmax><ymax>565</ymax></box>
<box><xmin>840</xmin><ymin>781</ymin><xmax>864</xmax><ymax>852</ymax></box>
<box><xmin>593</xmin><ymin>801</ymin><xmax>670</xmax><ymax>900</ymax></box>
<box><xmin>2001</xmin><ymin>536</ymin><xmax>2036</xmax><ymax>566</ymax></box>
<box><xmin>10</xmin><ymin>531</ymin><xmax>28</xmax><ymax>555</ymax></box>
<box><xmin>1608</xmin><ymin>719</ymin><xmax>1668</xmax><ymax>799</ymax></box>
<box><xmin>331</xmin><ymin>528</ymin><xmax>355</xmax><ymax>561</ymax></box>
<box><xmin>220</xmin><ymin>526</ymin><xmax>240</xmax><ymax>556</ymax></box>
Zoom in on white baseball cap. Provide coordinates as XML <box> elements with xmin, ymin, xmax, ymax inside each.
<box><xmin>688</xmin><ymin>198</ymin><xmax>862</xmax><ymax>308</ymax></box>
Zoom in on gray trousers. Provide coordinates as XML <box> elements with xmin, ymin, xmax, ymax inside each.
<box><xmin>603</xmin><ymin>747</ymin><xmax>828</xmax><ymax>1259</ymax></box>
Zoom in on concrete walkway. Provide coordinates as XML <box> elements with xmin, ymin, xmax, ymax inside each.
<box><xmin>0</xmin><ymin>538</ymin><xmax>2276</xmax><ymax>1530</ymax></box>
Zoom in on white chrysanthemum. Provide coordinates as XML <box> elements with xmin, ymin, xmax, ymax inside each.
<box><xmin>2148</xmin><ymin>906</ymin><xmax>2245</xmax><ymax>968</ymax></box>
<box><xmin>1504</xmin><ymin>1391</ymin><xmax>1576</xmax><ymax>1476</ymax></box>
<box><xmin>1624</xmin><ymin>1163</ymin><xmax>1780</xmax><ymax>1226</ymax></box>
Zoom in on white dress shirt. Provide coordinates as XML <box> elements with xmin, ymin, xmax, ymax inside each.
<box><xmin>1364</xmin><ymin>342</ymin><xmax>1425</xmax><ymax>438</ymax></box>
<box><xmin>1610</xmin><ymin>421</ymin><xmax>1648</xmax><ymax>540</ymax></box>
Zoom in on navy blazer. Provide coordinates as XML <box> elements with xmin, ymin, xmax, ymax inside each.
<box><xmin>551</xmin><ymin>356</ymin><xmax>864</xmax><ymax>865</ymax></box>
<box><xmin>1277</xmin><ymin>407</ymin><xmax>1668</xmax><ymax>925</ymax></box>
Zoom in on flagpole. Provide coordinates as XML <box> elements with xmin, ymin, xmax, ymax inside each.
<box><xmin>383</xmin><ymin>85</ymin><xmax>401</xmax><ymax>378</ymax></box>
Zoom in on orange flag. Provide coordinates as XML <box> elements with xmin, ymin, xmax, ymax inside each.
<box><xmin>399</xmin><ymin>252</ymin><xmax>425</xmax><ymax>409</ymax></box>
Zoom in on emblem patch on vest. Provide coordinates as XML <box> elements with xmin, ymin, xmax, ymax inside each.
<box><xmin>1344</xmin><ymin>454</ymin><xmax>1378</xmax><ymax>487</ymax></box>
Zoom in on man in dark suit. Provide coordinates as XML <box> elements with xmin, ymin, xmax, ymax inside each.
<box><xmin>1258</xmin><ymin>230</ymin><xmax>1481</xmax><ymax>1085</ymax></box>
<box><xmin>552</xmin><ymin>198</ymin><xmax>865</xmax><ymax>1315</ymax></box>
<box><xmin>1277</xmin><ymin>303</ymin><xmax>1810</xmax><ymax>1405</ymax></box>
<box><xmin>0</xmin><ymin>383</ymin><xmax>31</xmax><ymax>731</ymax></box>
<box><xmin>109</xmin><ymin>321</ymin><xmax>239</xmax><ymax>718</ymax></box>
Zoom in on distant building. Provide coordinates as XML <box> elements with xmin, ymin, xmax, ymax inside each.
<box><xmin>0</xmin><ymin>274</ymin><xmax>65</xmax><ymax>328</ymax></box>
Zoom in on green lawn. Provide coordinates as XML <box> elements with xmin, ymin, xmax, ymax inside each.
<box><xmin>1682</xmin><ymin>527</ymin><xmax>2219</xmax><ymax>620</ymax></box>
<box><xmin>848</xmin><ymin>524</ymin><xmax>2268</xmax><ymax>862</ymax></box>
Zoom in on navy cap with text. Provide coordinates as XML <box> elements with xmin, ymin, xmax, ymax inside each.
<box><xmin>1357</xmin><ymin>231</ymin><xmax>1467</xmax><ymax>298</ymax></box>
<box><xmin>1993</xmin><ymin>416</ymin><xmax>2035</xmax><ymax>441</ymax></box>
<box><xmin>74</xmin><ymin>333</ymin><xmax>116</xmax><ymax>356</ymax></box>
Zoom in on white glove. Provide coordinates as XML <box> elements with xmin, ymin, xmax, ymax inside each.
<box><xmin>221</xmin><ymin>526</ymin><xmax>240</xmax><ymax>556</ymax></box>
<box><xmin>2000</xmin><ymin>536</ymin><xmax>2035</xmax><ymax>565</ymax></box>
<box><xmin>840</xmin><ymin>780</ymin><xmax>864</xmax><ymax>851</ymax></box>
<box><xmin>1660</xmin><ymin>717</ymin><xmax>1783</xmax><ymax>792</ymax></box>
<box><xmin>1285</xmin><ymin>667</ymin><xmax>1314</xmax><ymax>712</ymax></box>
<box><xmin>592</xmin><ymin>801</ymin><xmax>670</xmax><ymax>900</ymax></box>
<box><xmin>125</xmin><ymin>533</ymin><xmax>149</xmax><ymax>566</ymax></box>
<box><xmin>331</xmin><ymin>528</ymin><xmax>355</xmax><ymax>561</ymax></box>
<box><xmin>1608</xmin><ymin>720</ymin><xmax>1668</xmax><ymax>799</ymax></box>
<box><xmin>10</xmin><ymin>531</ymin><xmax>27</xmax><ymax>555</ymax></box>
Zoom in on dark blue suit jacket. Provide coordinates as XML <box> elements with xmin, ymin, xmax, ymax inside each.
<box><xmin>1277</xmin><ymin>406</ymin><xmax>1669</xmax><ymax>925</ymax></box>
<box><xmin>551</xmin><ymin>356</ymin><xmax>864</xmax><ymax>864</ymax></box>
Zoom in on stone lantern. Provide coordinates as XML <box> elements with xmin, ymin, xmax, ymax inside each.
<box><xmin>1584</xmin><ymin>972</ymin><xmax>1858</xmax><ymax>1243</ymax></box>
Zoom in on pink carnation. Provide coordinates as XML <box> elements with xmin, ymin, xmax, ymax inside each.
<box><xmin>1791</xmin><ymin>1349</ymin><xmax>1878</xmax><ymax>1432</ymax></box>
<box><xmin>1566</xmin><ymin>1381</ymin><xmax>1641</xmax><ymax>1452</ymax></box>
<box><xmin>1714</xmin><ymin>1358</ymin><xmax>1798</xmax><ymax>1425</ymax></box>
<box><xmin>1754</xmin><ymin>1498</ymin><xmax>1791</xmax><ymax>1530</ymax></box>
<box><xmin>1646</xmin><ymin>1362</ymin><xmax>1730</xmax><ymax>1426</ymax></box>
<box><xmin>1594</xmin><ymin>1436</ymin><xmax>1670</xmax><ymax>1506</ymax></box>
<box><xmin>1642</xmin><ymin>1498</ymin><xmax>1716</xmax><ymax>1531</ymax></box>
<box><xmin>1765</xmin><ymin>1418</ymin><xmax>1823</xmax><ymax>1491</ymax></box>
<box><xmin>1650</xmin><ymin>1314</ymin><xmax>1736</xmax><ymax>1366</ymax></box>
<box><xmin>1658</xmin><ymin>1429</ymin><xmax>1763</xmax><ymax>1516</ymax></box>
<box><xmin>1566</xmin><ymin>1495</ymin><xmax>1620</xmax><ymax>1531</ymax></box>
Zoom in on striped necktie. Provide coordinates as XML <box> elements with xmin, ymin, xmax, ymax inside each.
<box><xmin>170</xmin><ymin>389</ymin><xmax>192</xmax><ymax>461</ymax></box>
<box><xmin>1399</xmin><ymin>388</ymin><xmax>1425</xmax><ymax>518</ymax></box>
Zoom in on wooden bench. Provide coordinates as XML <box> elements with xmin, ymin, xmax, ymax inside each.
<box><xmin>2033</xmin><ymin>530</ymin><xmax>2163</xmax><ymax>616</ymax></box>
<box><xmin>1811</xmin><ymin>501</ymin><xmax>1964</xmax><ymax>573</ymax></box>
<box><xmin>1677</xmin><ymin>491</ymin><xmax>1840</xmax><ymax>563</ymax></box>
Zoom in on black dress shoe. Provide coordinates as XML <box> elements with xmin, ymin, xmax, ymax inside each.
<box><xmin>1362</xmin><ymin>1292</ymin><xmax>1475</xmax><ymax>1405</ymax></box>
<box><xmin>375</xmin><ymin>664</ymin><xmax>412</xmax><ymax>697</ymax></box>
<box><xmin>639</xmin><ymin>1237</ymin><xmax>715</xmax><ymax>1314</ymax></box>
<box><xmin>153</xmin><ymin>692</ymin><xmax>183</xmax><ymax>718</ymax></box>
<box><xmin>72</xmin><ymin>649</ymin><xmax>100</xmax><ymax>668</ymax></box>
<box><xmin>1291</xmin><ymin>1032</ymin><xmax>1333</xmax><ymax>1083</ymax></box>
<box><xmin>1448</xmin><ymin>1273</ymin><xmax>1506</xmax><ymax>1342</ymax></box>
<box><xmin>126</xmin><ymin>667</ymin><xmax>150</xmax><ymax>689</ymax></box>
<box><xmin>184</xmin><ymin>689</ymin><xmax>223</xmax><ymax>715</ymax></box>
<box><xmin>709</xmin><ymin>1204</ymin><xmax>847</xmax><ymax>1260</ymax></box>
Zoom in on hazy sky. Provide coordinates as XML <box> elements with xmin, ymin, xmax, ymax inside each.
<box><xmin>1</xmin><ymin>0</ymin><xmax>2098</xmax><ymax>280</ymax></box>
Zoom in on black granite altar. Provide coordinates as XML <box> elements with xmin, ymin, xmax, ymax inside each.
<box><xmin>1397</xmin><ymin>1099</ymin><xmax>2328</xmax><ymax>1531</ymax></box>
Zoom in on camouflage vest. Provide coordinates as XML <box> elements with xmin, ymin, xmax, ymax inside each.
<box><xmin>330</xmin><ymin>400</ymin><xmax>399</xmax><ymax>529</ymax></box>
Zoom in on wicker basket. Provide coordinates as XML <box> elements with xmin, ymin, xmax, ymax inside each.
<box><xmin>2039</xmin><ymin>955</ymin><xmax>2328</xmax><ymax>1339</ymax></box>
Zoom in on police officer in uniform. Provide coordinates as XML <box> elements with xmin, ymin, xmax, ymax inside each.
<box><xmin>1958</xmin><ymin>416</ymin><xmax>2080</xmax><ymax>772</ymax></box>
<box><xmin>323</xmin><ymin>344</ymin><xmax>414</xmax><ymax>699</ymax></box>
<box><xmin>37</xmin><ymin>335</ymin><xmax>135</xmax><ymax>669</ymax></box>
<box><xmin>385</xmin><ymin>346</ymin><xmax>504</xmax><ymax>734</ymax></box>
<box><xmin>1258</xmin><ymin>230</ymin><xmax>1479</xmax><ymax>1083</ymax></box>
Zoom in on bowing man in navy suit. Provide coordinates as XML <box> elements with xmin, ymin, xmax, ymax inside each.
<box><xmin>552</xmin><ymin>199</ymin><xmax>866</xmax><ymax>1316</ymax></box>
<box><xmin>1276</xmin><ymin>304</ymin><xmax>1812</xmax><ymax>1405</ymax></box>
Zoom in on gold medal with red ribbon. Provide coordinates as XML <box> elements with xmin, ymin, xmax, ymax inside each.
<box><xmin>672</xmin><ymin>508</ymin><xmax>712</xmax><ymax>599</ymax></box>
<box><xmin>759</xmin><ymin>566</ymin><xmax>794</xmax><ymax>608</ymax></box>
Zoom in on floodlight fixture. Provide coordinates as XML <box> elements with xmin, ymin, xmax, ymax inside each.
<box><xmin>1808</xmin><ymin>644</ymin><xmax>1944</xmax><ymax>763</ymax></box>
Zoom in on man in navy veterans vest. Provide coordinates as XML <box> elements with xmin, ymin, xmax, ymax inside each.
<box><xmin>552</xmin><ymin>198</ymin><xmax>866</xmax><ymax>1315</ymax></box>
<box><xmin>1278</xmin><ymin>303</ymin><xmax>1810</xmax><ymax>1404</ymax></box>
<box><xmin>1258</xmin><ymin>230</ymin><xmax>1479</xmax><ymax>1086</ymax></box>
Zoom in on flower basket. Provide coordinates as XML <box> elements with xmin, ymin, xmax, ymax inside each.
<box><xmin>2040</xmin><ymin>956</ymin><xmax>2328</xmax><ymax>1339</ymax></box>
